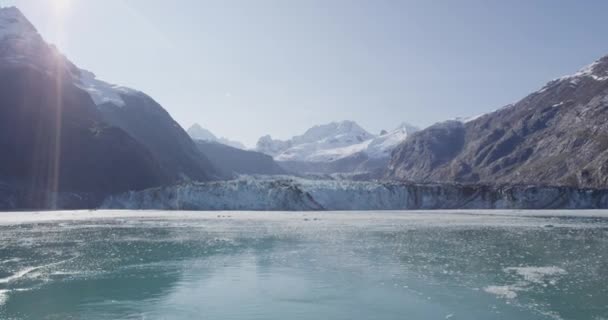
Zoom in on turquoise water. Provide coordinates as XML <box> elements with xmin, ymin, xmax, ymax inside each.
<box><xmin>0</xmin><ymin>211</ymin><xmax>607</xmax><ymax>319</ymax></box>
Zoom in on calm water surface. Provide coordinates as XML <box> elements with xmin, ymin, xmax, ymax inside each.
<box><xmin>0</xmin><ymin>211</ymin><xmax>607</xmax><ymax>320</ymax></box>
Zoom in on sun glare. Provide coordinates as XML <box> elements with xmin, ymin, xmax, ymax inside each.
<box><xmin>53</xmin><ymin>0</ymin><xmax>71</xmax><ymax>13</ymax></box>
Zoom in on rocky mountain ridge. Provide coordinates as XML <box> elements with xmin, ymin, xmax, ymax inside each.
<box><xmin>387</xmin><ymin>55</ymin><xmax>608</xmax><ymax>189</ymax></box>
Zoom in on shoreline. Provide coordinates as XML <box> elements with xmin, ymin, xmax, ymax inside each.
<box><xmin>1</xmin><ymin>209</ymin><xmax>608</xmax><ymax>226</ymax></box>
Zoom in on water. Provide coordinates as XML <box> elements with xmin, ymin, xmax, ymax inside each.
<box><xmin>0</xmin><ymin>210</ymin><xmax>607</xmax><ymax>320</ymax></box>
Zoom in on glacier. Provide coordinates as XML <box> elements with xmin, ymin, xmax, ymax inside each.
<box><xmin>101</xmin><ymin>176</ymin><xmax>608</xmax><ymax>210</ymax></box>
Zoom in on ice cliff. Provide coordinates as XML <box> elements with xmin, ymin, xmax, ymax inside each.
<box><xmin>101</xmin><ymin>176</ymin><xmax>608</xmax><ymax>210</ymax></box>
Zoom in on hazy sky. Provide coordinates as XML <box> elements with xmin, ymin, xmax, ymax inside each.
<box><xmin>4</xmin><ymin>0</ymin><xmax>608</xmax><ymax>146</ymax></box>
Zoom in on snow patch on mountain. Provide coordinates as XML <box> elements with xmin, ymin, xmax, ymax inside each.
<box><xmin>75</xmin><ymin>70</ymin><xmax>138</xmax><ymax>107</ymax></box>
<box><xmin>453</xmin><ymin>113</ymin><xmax>486</xmax><ymax>123</ymax></box>
<box><xmin>365</xmin><ymin>123</ymin><xmax>418</xmax><ymax>158</ymax></box>
<box><xmin>538</xmin><ymin>56</ymin><xmax>608</xmax><ymax>93</ymax></box>
<box><xmin>0</xmin><ymin>7</ymin><xmax>140</xmax><ymax>109</ymax></box>
<box><xmin>559</xmin><ymin>59</ymin><xmax>608</xmax><ymax>82</ymax></box>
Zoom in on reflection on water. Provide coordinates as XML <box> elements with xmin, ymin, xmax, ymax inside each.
<box><xmin>0</xmin><ymin>211</ymin><xmax>607</xmax><ymax>319</ymax></box>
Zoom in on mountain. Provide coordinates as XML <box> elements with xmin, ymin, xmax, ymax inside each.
<box><xmin>387</xmin><ymin>55</ymin><xmax>608</xmax><ymax>188</ymax></box>
<box><xmin>311</xmin><ymin>123</ymin><xmax>419</xmax><ymax>162</ymax></box>
<box><xmin>0</xmin><ymin>7</ymin><xmax>222</xmax><ymax>207</ymax></box>
<box><xmin>257</xmin><ymin>121</ymin><xmax>418</xmax><ymax>175</ymax></box>
<box><xmin>0</xmin><ymin>7</ymin><xmax>171</xmax><ymax>207</ymax></box>
<box><xmin>194</xmin><ymin>140</ymin><xmax>285</xmax><ymax>176</ymax></box>
<box><xmin>187</xmin><ymin>123</ymin><xmax>217</xmax><ymax>141</ymax></box>
<box><xmin>78</xmin><ymin>72</ymin><xmax>218</xmax><ymax>183</ymax></box>
<box><xmin>187</xmin><ymin>123</ymin><xmax>246</xmax><ymax>149</ymax></box>
<box><xmin>256</xmin><ymin>120</ymin><xmax>375</xmax><ymax>161</ymax></box>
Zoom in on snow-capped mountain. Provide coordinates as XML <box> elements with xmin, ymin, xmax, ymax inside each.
<box><xmin>256</xmin><ymin>120</ymin><xmax>374</xmax><ymax>161</ymax></box>
<box><xmin>256</xmin><ymin>120</ymin><xmax>418</xmax><ymax>162</ymax></box>
<box><xmin>0</xmin><ymin>7</ymin><xmax>76</xmax><ymax>74</ymax></box>
<box><xmin>256</xmin><ymin>121</ymin><xmax>418</xmax><ymax>175</ymax></box>
<box><xmin>0</xmin><ymin>7</ymin><xmax>175</xmax><ymax>207</ymax></box>
<box><xmin>307</xmin><ymin>123</ymin><xmax>419</xmax><ymax>162</ymax></box>
<box><xmin>187</xmin><ymin>123</ymin><xmax>246</xmax><ymax>149</ymax></box>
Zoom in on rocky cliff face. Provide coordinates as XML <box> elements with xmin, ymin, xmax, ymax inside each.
<box><xmin>387</xmin><ymin>56</ymin><xmax>608</xmax><ymax>188</ymax></box>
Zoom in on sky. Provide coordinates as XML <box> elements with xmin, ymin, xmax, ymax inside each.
<box><xmin>4</xmin><ymin>0</ymin><xmax>608</xmax><ymax>147</ymax></box>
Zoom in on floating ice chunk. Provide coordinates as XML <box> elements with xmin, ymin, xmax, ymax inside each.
<box><xmin>483</xmin><ymin>285</ymin><xmax>521</xmax><ymax>299</ymax></box>
<box><xmin>0</xmin><ymin>266</ymin><xmax>39</xmax><ymax>284</ymax></box>
<box><xmin>504</xmin><ymin>266</ymin><xmax>567</xmax><ymax>284</ymax></box>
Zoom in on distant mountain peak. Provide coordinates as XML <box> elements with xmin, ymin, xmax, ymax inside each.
<box><xmin>293</xmin><ymin>120</ymin><xmax>372</xmax><ymax>146</ymax></box>
<box><xmin>187</xmin><ymin>123</ymin><xmax>245</xmax><ymax>149</ymax></box>
<box><xmin>187</xmin><ymin>123</ymin><xmax>218</xmax><ymax>141</ymax></box>
<box><xmin>255</xmin><ymin>120</ymin><xmax>418</xmax><ymax>166</ymax></box>
<box><xmin>394</xmin><ymin>122</ymin><xmax>419</xmax><ymax>133</ymax></box>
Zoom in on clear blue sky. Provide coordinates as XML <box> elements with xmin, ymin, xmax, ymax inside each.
<box><xmin>4</xmin><ymin>0</ymin><xmax>608</xmax><ymax>146</ymax></box>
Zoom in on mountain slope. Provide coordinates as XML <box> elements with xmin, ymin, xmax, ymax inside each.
<box><xmin>187</xmin><ymin>123</ymin><xmax>246</xmax><ymax>149</ymax></box>
<box><xmin>194</xmin><ymin>140</ymin><xmax>285</xmax><ymax>176</ymax></box>
<box><xmin>387</xmin><ymin>56</ymin><xmax>608</xmax><ymax>188</ymax></box>
<box><xmin>92</xmin><ymin>87</ymin><xmax>219</xmax><ymax>181</ymax></box>
<box><xmin>0</xmin><ymin>6</ymin><xmax>218</xmax><ymax>183</ymax></box>
<box><xmin>0</xmin><ymin>7</ymin><xmax>169</xmax><ymax>207</ymax></box>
